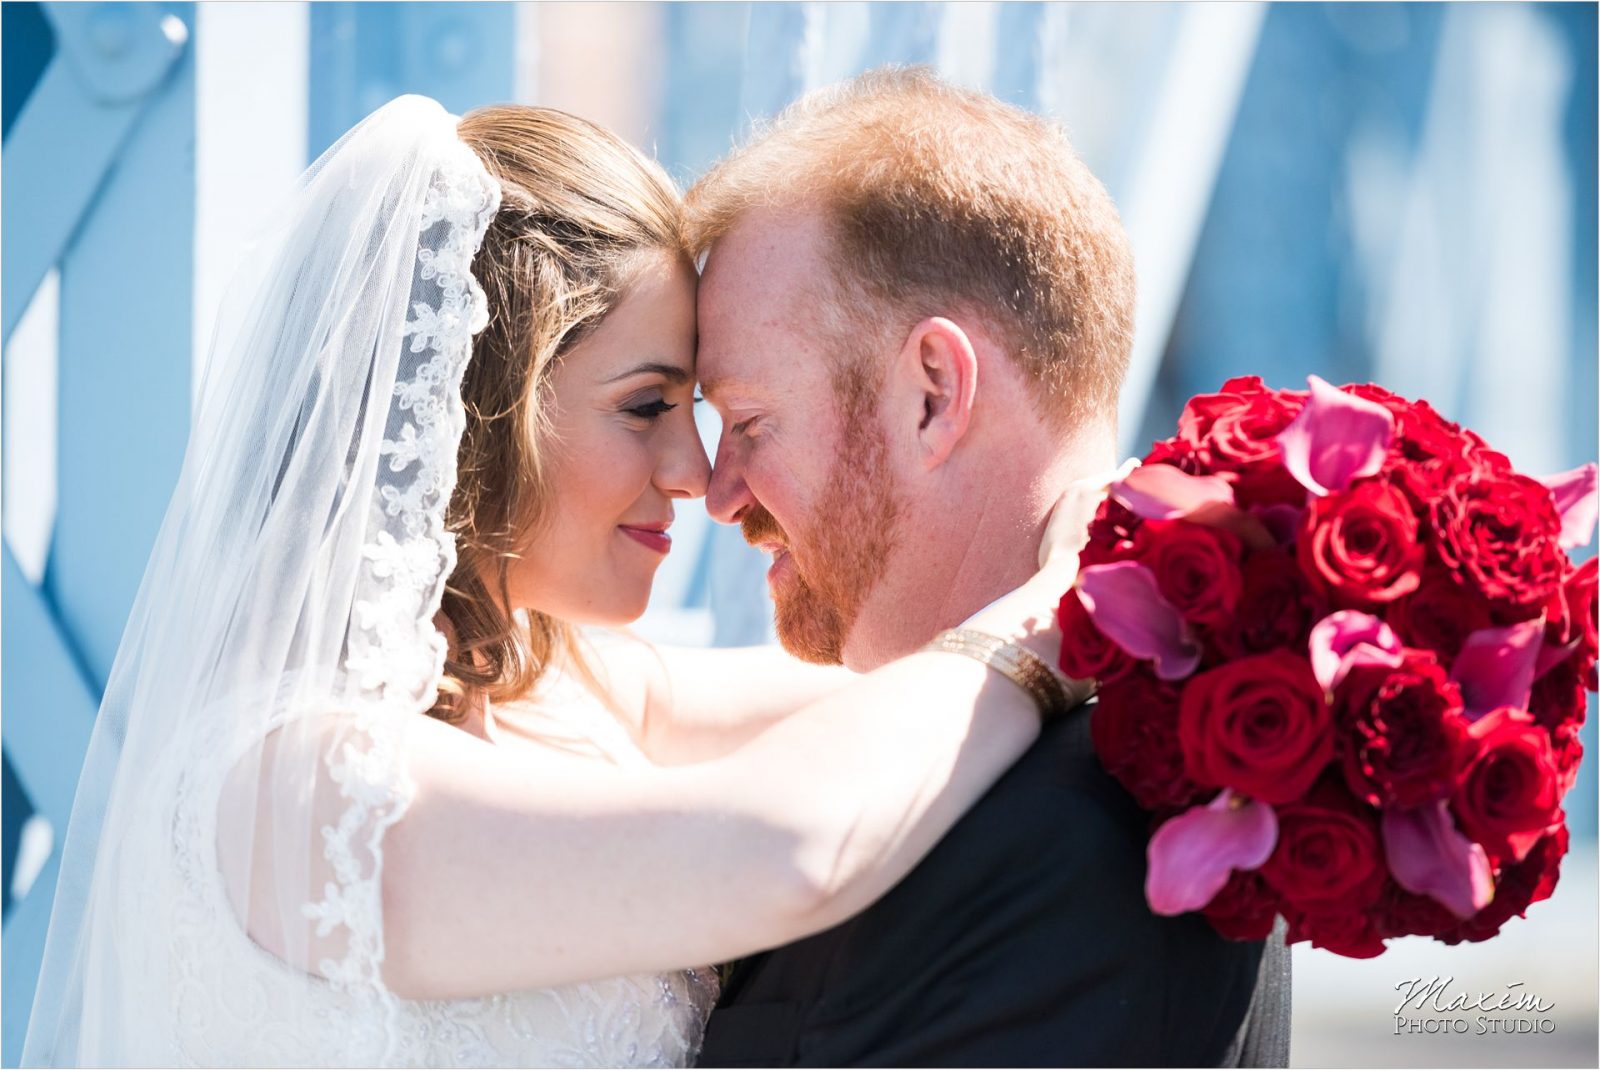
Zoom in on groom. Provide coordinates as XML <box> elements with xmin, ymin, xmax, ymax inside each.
<box><xmin>687</xmin><ymin>69</ymin><xmax>1290</xmax><ymax>1066</ymax></box>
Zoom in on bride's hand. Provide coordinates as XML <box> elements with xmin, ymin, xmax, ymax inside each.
<box><xmin>960</xmin><ymin>460</ymin><xmax>1136</xmax><ymax>664</ymax></box>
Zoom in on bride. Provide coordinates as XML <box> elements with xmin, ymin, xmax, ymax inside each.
<box><xmin>21</xmin><ymin>96</ymin><xmax>1100</xmax><ymax>1068</ymax></box>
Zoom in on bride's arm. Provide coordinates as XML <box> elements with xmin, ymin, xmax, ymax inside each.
<box><xmin>380</xmin><ymin>635</ymin><xmax>1044</xmax><ymax>1001</ymax></box>
<box><xmin>598</xmin><ymin>640</ymin><xmax>857</xmax><ymax>764</ymax></box>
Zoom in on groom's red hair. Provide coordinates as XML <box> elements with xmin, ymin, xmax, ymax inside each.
<box><xmin>685</xmin><ymin>66</ymin><xmax>1135</xmax><ymax>433</ymax></box>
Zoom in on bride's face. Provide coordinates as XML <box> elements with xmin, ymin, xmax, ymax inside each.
<box><xmin>507</xmin><ymin>249</ymin><xmax>709</xmax><ymax>625</ymax></box>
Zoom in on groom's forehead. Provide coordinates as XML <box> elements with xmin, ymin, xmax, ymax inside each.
<box><xmin>697</xmin><ymin>208</ymin><xmax>836</xmax><ymax>393</ymax></box>
<box><xmin>699</xmin><ymin>206</ymin><xmax>832</xmax><ymax>321</ymax></box>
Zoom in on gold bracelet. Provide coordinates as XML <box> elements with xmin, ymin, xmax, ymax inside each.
<box><xmin>922</xmin><ymin>628</ymin><xmax>1095</xmax><ymax>723</ymax></box>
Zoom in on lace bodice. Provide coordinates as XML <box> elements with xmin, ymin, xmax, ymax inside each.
<box><xmin>146</xmin><ymin>675</ymin><xmax>718</xmax><ymax>1068</ymax></box>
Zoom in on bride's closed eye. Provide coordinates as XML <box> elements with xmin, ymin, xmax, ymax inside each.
<box><xmin>625</xmin><ymin>397</ymin><xmax>678</xmax><ymax>420</ymax></box>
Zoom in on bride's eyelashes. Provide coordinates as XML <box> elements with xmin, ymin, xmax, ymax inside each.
<box><xmin>624</xmin><ymin>397</ymin><xmax>678</xmax><ymax>421</ymax></box>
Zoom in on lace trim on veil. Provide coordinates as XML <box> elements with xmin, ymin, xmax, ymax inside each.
<box><xmin>300</xmin><ymin>142</ymin><xmax>501</xmax><ymax>1053</ymax></box>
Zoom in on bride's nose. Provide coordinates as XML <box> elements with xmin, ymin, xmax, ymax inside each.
<box><xmin>657</xmin><ymin>419</ymin><xmax>711</xmax><ymax>500</ymax></box>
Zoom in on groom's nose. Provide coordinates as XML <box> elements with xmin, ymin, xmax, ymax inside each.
<box><xmin>706</xmin><ymin>436</ymin><xmax>753</xmax><ymax>525</ymax></box>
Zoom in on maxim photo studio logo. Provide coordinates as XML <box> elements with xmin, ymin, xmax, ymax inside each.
<box><xmin>1393</xmin><ymin>977</ymin><xmax>1556</xmax><ymax>1036</ymax></box>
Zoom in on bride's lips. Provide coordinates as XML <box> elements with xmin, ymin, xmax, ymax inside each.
<box><xmin>618</xmin><ymin>523</ymin><xmax>672</xmax><ymax>554</ymax></box>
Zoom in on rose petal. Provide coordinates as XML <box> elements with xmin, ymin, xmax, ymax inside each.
<box><xmin>1308</xmin><ymin>609</ymin><xmax>1405</xmax><ymax>693</ymax></box>
<box><xmin>1077</xmin><ymin>562</ymin><xmax>1202</xmax><ymax>681</ymax></box>
<box><xmin>1111</xmin><ymin>464</ymin><xmax>1236</xmax><ymax>521</ymax></box>
<box><xmin>1275</xmin><ymin>375</ymin><xmax>1395</xmax><ymax>497</ymax></box>
<box><xmin>1382</xmin><ymin>800</ymin><xmax>1494</xmax><ymax>919</ymax></box>
<box><xmin>1147</xmin><ymin>790</ymin><xmax>1278</xmax><ymax>915</ymax></box>
<box><xmin>1184</xmin><ymin>501</ymin><xmax>1279</xmax><ymax>551</ymax></box>
<box><xmin>1450</xmin><ymin>618</ymin><xmax>1543</xmax><ymax>721</ymax></box>
<box><xmin>1539</xmin><ymin>463</ymin><xmax>1598</xmax><ymax>550</ymax></box>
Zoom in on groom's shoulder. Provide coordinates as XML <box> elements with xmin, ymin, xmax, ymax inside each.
<box><xmin>853</xmin><ymin>697</ymin><xmax>1155</xmax><ymax>938</ymax></box>
<box><xmin>799</xmin><ymin>698</ymin><xmax>1267</xmax><ymax>1054</ymax></box>
<box><xmin>946</xmin><ymin>697</ymin><xmax>1148</xmax><ymax>868</ymax></box>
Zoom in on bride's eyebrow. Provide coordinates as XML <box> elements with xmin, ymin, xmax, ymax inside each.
<box><xmin>603</xmin><ymin>362</ymin><xmax>690</xmax><ymax>385</ymax></box>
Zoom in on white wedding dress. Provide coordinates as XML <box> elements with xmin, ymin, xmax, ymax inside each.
<box><xmin>149</xmin><ymin>675</ymin><xmax>718</xmax><ymax>1068</ymax></box>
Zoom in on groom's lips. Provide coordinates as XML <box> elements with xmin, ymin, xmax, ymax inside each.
<box><xmin>759</xmin><ymin>543</ymin><xmax>794</xmax><ymax>589</ymax></box>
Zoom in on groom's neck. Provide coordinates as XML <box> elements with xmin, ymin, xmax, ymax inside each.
<box><xmin>842</xmin><ymin>436</ymin><xmax>1115</xmax><ymax>671</ymax></box>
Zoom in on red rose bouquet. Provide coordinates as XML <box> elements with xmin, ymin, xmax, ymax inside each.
<box><xmin>1061</xmin><ymin>374</ymin><xmax>1597</xmax><ymax>957</ymax></box>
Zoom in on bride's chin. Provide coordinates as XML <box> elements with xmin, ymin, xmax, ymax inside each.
<box><xmin>560</xmin><ymin>584</ymin><xmax>654</xmax><ymax>630</ymax></box>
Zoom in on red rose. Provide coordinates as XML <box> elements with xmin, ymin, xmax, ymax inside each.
<box><xmin>1440</xmin><ymin>825</ymin><xmax>1568</xmax><ymax>944</ymax></box>
<box><xmin>1345</xmin><ymin>381</ymin><xmax>1406</xmax><ymax>412</ymax></box>
<box><xmin>1451</xmin><ymin>707</ymin><xmax>1562</xmax><ymax>864</ymax></box>
<box><xmin>1230</xmin><ymin>464</ymin><xmax>1311</xmax><ymax>512</ymax></box>
<box><xmin>1138</xmin><ymin>520</ymin><xmax>1244</xmax><ymax>628</ymax></box>
<box><xmin>1545</xmin><ymin>557</ymin><xmax>1598</xmax><ymax>688</ymax></box>
<box><xmin>1058</xmin><ymin>589</ymin><xmax>1135</xmax><ymax>682</ymax></box>
<box><xmin>1530</xmin><ymin>655</ymin><xmax>1588</xmax><ymax>735</ymax></box>
<box><xmin>1178</xmin><ymin>650</ymin><xmax>1332</xmax><ymax>804</ymax></box>
<box><xmin>1386</xmin><ymin>569</ymin><xmax>1494</xmax><ymax>664</ymax></box>
<box><xmin>1177</xmin><ymin>384</ymin><xmax>1259</xmax><ymax>451</ymax></box>
<box><xmin>1430</xmin><ymin>473</ymin><xmax>1566</xmax><ymax>618</ymax></box>
<box><xmin>1458</xmin><ymin>429</ymin><xmax>1515</xmax><ymax>479</ymax></box>
<box><xmin>1336</xmin><ymin>653</ymin><xmax>1475</xmax><ymax>808</ymax></box>
<box><xmin>1174</xmin><ymin>382</ymin><xmax>1307</xmax><ymax>509</ymax></box>
<box><xmin>1354</xmin><ymin>391</ymin><xmax>1468</xmax><ymax>470</ymax></box>
<box><xmin>1298</xmin><ymin>480</ymin><xmax>1424</xmax><ymax>608</ymax></box>
<box><xmin>1572</xmin><ymin>558</ymin><xmax>1598</xmax><ymax>681</ymax></box>
<box><xmin>1202</xmin><ymin>869</ymin><xmax>1281</xmax><ymax>942</ymax></box>
<box><xmin>1284</xmin><ymin>906</ymin><xmax>1388</xmax><ymax>958</ymax></box>
<box><xmin>1261</xmin><ymin>778</ymin><xmax>1386</xmax><ymax>910</ymax></box>
<box><xmin>1351</xmin><ymin>389</ymin><xmax>1511</xmax><ymax>497</ymax></box>
<box><xmin>1209</xmin><ymin>550</ymin><xmax>1324</xmax><ymax>659</ymax></box>
<box><xmin>1217</xmin><ymin>374</ymin><xmax>1274</xmax><ymax>397</ymax></box>
<box><xmin>1195</xmin><ymin>391</ymin><xmax>1300</xmax><ymax>471</ymax></box>
<box><xmin>1549</xmin><ymin>722</ymin><xmax>1584</xmax><ymax>797</ymax></box>
<box><xmin>1078</xmin><ymin>497</ymin><xmax>1143</xmax><ymax>570</ymax></box>
<box><xmin>1092</xmin><ymin>670</ymin><xmax>1205</xmax><ymax>812</ymax></box>
<box><xmin>1176</xmin><ymin>378</ymin><xmax>1287</xmax><ymax>450</ymax></box>
<box><xmin>1141</xmin><ymin>437</ymin><xmax>1199</xmax><ymax>472</ymax></box>
<box><xmin>1376</xmin><ymin>879</ymin><xmax>1460</xmax><ymax>939</ymax></box>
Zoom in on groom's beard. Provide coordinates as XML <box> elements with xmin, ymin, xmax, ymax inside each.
<box><xmin>741</xmin><ymin>392</ymin><xmax>902</xmax><ymax>666</ymax></box>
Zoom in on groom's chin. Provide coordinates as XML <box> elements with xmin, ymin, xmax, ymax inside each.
<box><xmin>773</xmin><ymin>586</ymin><xmax>848</xmax><ymax>666</ymax></box>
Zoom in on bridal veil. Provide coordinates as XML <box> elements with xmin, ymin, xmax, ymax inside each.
<box><xmin>22</xmin><ymin>96</ymin><xmax>501</xmax><ymax>1065</ymax></box>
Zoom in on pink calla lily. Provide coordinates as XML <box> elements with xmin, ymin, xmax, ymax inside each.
<box><xmin>1535</xmin><ymin>638</ymin><xmax>1582</xmax><ymax>681</ymax></box>
<box><xmin>1111</xmin><ymin>464</ymin><xmax>1236</xmax><ymax>521</ymax></box>
<box><xmin>1109</xmin><ymin>465</ymin><xmax>1275</xmax><ymax>549</ymax></box>
<box><xmin>1077</xmin><ymin>562</ymin><xmax>1202</xmax><ymax>680</ymax></box>
<box><xmin>1382</xmin><ymin>800</ymin><xmax>1494</xmax><ymax>919</ymax></box>
<box><xmin>1539</xmin><ymin>463</ymin><xmax>1598</xmax><ymax>550</ymax></box>
<box><xmin>1308</xmin><ymin>610</ymin><xmax>1405</xmax><ymax>693</ymax></box>
<box><xmin>1275</xmin><ymin>375</ymin><xmax>1395</xmax><ymax>497</ymax></box>
<box><xmin>1146</xmin><ymin>790</ymin><xmax>1278</xmax><ymax>916</ymax></box>
<box><xmin>1450</xmin><ymin>618</ymin><xmax>1543</xmax><ymax>721</ymax></box>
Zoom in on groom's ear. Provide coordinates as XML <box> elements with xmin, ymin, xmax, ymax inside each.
<box><xmin>899</xmin><ymin>317</ymin><xmax>977</xmax><ymax>471</ymax></box>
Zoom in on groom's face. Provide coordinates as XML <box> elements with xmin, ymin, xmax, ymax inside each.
<box><xmin>697</xmin><ymin>208</ymin><xmax>902</xmax><ymax>666</ymax></box>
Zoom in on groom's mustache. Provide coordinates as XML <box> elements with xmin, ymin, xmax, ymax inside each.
<box><xmin>741</xmin><ymin>504</ymin><xmax>790</xmax><ymax>553</ymax></box>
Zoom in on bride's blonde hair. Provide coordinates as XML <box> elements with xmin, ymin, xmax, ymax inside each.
<box><xmin>439</xmin><ymin>105</ymin><xmax>688</xmax><ymax>722</ymax></box>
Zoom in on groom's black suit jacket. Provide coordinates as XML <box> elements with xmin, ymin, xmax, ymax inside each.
<box><xmin>698</xmin><ymin>699</ymin><xmax>1292</xmax><ymax>1067</ymax></box>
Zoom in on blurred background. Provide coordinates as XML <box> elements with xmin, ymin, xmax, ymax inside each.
<box><xmin>1</xmin><ymin>2</ymin><xmax>1595</xmax><ymax>1066</ymax></box>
